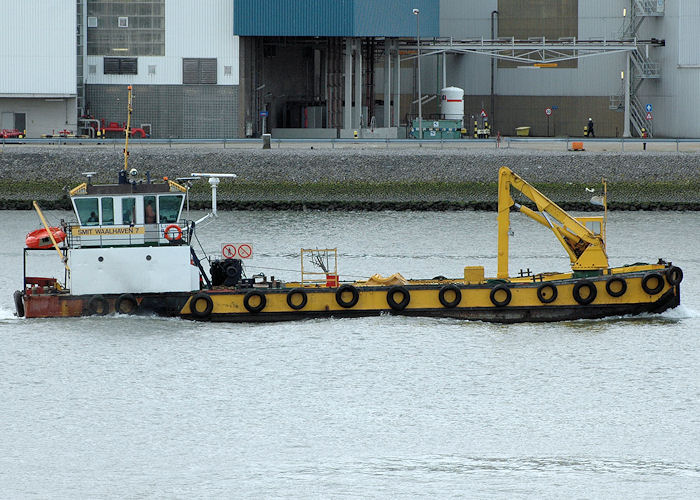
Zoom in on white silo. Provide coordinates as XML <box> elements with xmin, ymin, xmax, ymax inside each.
<box><xmin>440</xmin><ymin>87</ymin><xmax>465</xmax><ymax>124</ymax></box>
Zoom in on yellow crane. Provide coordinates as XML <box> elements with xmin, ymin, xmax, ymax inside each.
<box><xmin>497</xmin><ymin>166</ymin><xmax>608</xmax><ymax>279</ymax></box>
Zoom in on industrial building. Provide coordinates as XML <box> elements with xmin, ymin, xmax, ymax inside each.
<box><xmin>0</xmin><ymin>3</ymin><xmax>77</xmax><ymax>137</ymax></box>
<box><xmin>1</xmin><ymin>1</ymin><xmax>698</xmax><ymax>139</ymax></box>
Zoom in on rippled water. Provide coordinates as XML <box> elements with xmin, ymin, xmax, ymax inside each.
<box><xmin>1</xmin><ymin>210</ymin><xmax>699</xmax><ymax>497</ymax></box>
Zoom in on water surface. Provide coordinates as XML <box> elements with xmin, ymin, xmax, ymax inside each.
<box><xmin>1</xmin><ymin>210</ymin><xmax>699</xmax><ymax>497</ymax></box>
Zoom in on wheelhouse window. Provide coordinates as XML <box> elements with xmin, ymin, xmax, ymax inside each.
<box><xmin>75</xmin><ymin>198</ymin><xmax>99</xmax><ymax>226</ymax></box>
<box><xmin>101</xmin><ymin>197</ymin><xmax>114</xmax><ymax>225</ymax></box>
<box><xmin>144</xmin><ymin>195</ymin><xmax>156</xmax><ymax>224</ymax></box>
<box><xmin>158</xmin><ymin>195</ymin><xmax>183</xmax><ymax>223</ymax></box>
<box><xmin>122</xmin><ymin>197</ymin><xmax>136</xmax><ymax>225</ymax></box>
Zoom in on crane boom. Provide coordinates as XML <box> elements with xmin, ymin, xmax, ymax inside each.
<box><xmin>497</xmin><ymin>166</ymin><xmax>608</xmax><ymax>279</ymax></box>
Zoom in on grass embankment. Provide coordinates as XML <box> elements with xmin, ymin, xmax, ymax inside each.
<box><xmin>0</xmin><ymin>179</ymin><xmax>698</xmax><ymax>211</ymax></box>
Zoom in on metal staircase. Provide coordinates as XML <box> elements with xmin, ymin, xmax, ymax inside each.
<box><xmin>610</xmin><ymin>0</ymin><xmax>664</xmax><ymax>136</ymax></box>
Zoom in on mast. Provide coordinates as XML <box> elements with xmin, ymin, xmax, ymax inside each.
<box><xmin>123</xmin><ymin>85</ymin><xmax>133</xmax><ymax>172</ymax></box>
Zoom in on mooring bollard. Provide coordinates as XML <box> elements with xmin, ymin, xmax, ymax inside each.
<box><xmin>262</xmin><ymin>133</ymin><xmax>271</xmax><ymax>149</ymax></box>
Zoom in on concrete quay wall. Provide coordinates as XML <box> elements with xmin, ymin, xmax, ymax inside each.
<box><xmin>0</xmin><ymin>145</ymin><xmax>698</xmax><ymax>210</ymax></box>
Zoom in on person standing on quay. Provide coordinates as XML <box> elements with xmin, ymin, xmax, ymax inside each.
<box><xmin>587</xmin><ymin>117</ymin><xmax>595</xmax><ymax>138</ymax></box>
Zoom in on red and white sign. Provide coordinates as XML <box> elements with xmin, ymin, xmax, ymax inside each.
<box><xmin>480</xmin><ymin>109</ymin><xmax>487</xmax><ymax>117</ymax></box>
<box><xmin>237</xmin><ymin>244</ymin><xmax>253</xmax><ymax>259</ymax></box>
<box><xmin>646</xmin><ymin>112</ymin><xmax>653</xmax><ymax>120</ymax></box>
<box><xmin>222</xmin><ymin>244</ymin><xmax>236</xmax><ymax>259</ymax></box>
<box><xmin>221</xmin><ymin>243</ymin><xmax>254</xmax><ymax>259</ymax></box>
<box><xmin>545</xmin><ymin>107</ymin><xmax>552</xmax><ymax>116</ymax></box>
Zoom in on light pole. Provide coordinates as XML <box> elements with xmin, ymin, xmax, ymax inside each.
<box><xmin>490</xmin><ymin>10</ymin><xmax>498</xmax><ymax>132</ymax></box>
<box><xmin>413</xmin><ymin>8</ymin><xmax>422</xmax><ymax>139</ymax></box>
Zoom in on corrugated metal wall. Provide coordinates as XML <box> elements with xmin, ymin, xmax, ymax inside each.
<box><xmin>636</xmin><ymin>1</ymin><xmax>700</xmax><ymax>137</ymax></box>
<box><xmin>437</xmin><ymin>0</ymin><xmax>700</xmax><ymax>136</ymax></box>
<box><xmin>0</xmin><ymin>1</ymin><xmax>76</xmax><ymax>95</ymax></box>
<box><xmin>437</xmin><ymin>0</ymin><xmax>628</xmax><ymax>136</ymax></box>
<box><xmin>234</xmin><ymin>0</ymin><xmax>439</xmax><ymax>37</ymax></box>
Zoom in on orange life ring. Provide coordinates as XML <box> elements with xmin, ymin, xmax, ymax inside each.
<box><xmin>25</xmin><ymin>227</ymin><xmax>66</xmax><ymax>249</ymax></box>
<box><xmin>163</xmin><ymin>224</ymin><xmax>182</xmax><ymax>241</ymax></box>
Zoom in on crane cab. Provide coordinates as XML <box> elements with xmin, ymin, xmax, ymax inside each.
<box><xmin>576</xmin><ymin>216</ymin><xmax>606</xmax><ymax>245</ymax></box>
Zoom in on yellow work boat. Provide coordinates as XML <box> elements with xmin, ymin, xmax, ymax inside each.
<box><xmin>14</xmin><ymin>88</ymin><xmax>683</xmax><ymax>323</ymax></box>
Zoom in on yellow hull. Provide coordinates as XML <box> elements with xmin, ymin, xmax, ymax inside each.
<box><xmin>179</xmin><ymin>264</ymin><xmax>682</xmax><ymax>323</ymax></box>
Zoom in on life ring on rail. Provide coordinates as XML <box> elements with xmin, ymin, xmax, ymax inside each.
<box><xmin>190</xmin><ymin>292</ymin><xmax>214</xmax><ymax>318</ymax></box>
<box><xmin>536</xmin><ymin>283</ymin><xmax>558</xmax><ymax>304</ymax></box>
<box><xmin>641</xmin><ymin>272</ymin><xmax>665</xmax><ymax>295</ymax></box>
<box><xmin>286</xmin><ymin>288</ymin><xmax>308</xmax><ymax>310</ymax></box>
<box><xmin>115</xmin><ymin>293</ymin><xmax>138</xmax><ymax>315</ymax></box>
<box><xmin>605</xmin><ymin>277</ymin><xmax>627</xmax><ymax>298</ymax></box>
<box><xmin>87</xmin><ymin>294</ymin><xmax>109</xmax><ymax>315</ymax></box>
<box><xmin>438</xmin><ymin>284</ymin><xmax>462</xmax><ymax>308</ymax></box>
<box><xmin>163</xmin><ymin>224</ymin><xmax>182</xmax><ymax>241</ymax></box>
<box><xmin>490</xmin><ymin>284</ymin><xmax>512</xmax><ymax>307</ymax></box>
<box><xmin>25</xmin><ymin>227</ymin><xmax>66</xmax><ymax>249</ymax></box>
<box><xmin>243</xmin><ymin>291</ymin><xmax>267</xmax><ymax>313</ymax></box>
<box><xmin>666</xmin><ymin>266</ymin><xmax>683</xmax><ymax>286</ymax></box>
<box><xmin>335</xmin><ymin>284</ymin><xmax>359</xmax><ymax>308</ymax></box>
<box><xmin>386</xmin><ymin>285</ymin><xmax>410</xmax><ymax>311</ymax></box>
<box><xmin>572</xmin><ymin>280</ymin><xmax>597</xmax><ymax>305</ymax></box>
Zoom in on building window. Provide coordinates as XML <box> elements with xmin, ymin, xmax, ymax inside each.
<box><xmin>183</xmin><ymin>58</ymin><xmax>217</xmax><ymax>84</ymax></box>
<box><xmin>87</xmin><ymin>0</ymin><xmax>164</xmax><ymax>56</ymax></box>
<box><xmin>89</xmin><ymin>64</ymin><xmax>97</xmax><ymax>74</ymax></box>
<box><xmin>148</xmin><ymin>64</ymin><xmax>156</xmax><ymax>75</ymax></box>
<box><xmin>104</xmin><ymin>57</ymin><xmax>137</xmax><ymax>75</ymax></box>
<box><xmin>224</xmin><ymin>65</ymin><xmax>232</xmax><ymax>76</ymax></box>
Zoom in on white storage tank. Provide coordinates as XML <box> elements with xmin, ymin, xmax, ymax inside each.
<box><xmin>440</xmin><ymin>87</ymin><xmax>464</xmax><ymax>123</ymax></box>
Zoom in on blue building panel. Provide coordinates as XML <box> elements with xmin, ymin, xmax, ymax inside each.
<box><xmin>234</xmin><ymin>0</ymin><xmax>439</xmax><ymax>37</ymax></box>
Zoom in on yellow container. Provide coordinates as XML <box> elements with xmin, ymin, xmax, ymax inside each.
<box><xmin>464</xmin><ymin>266</ymin><xmax>485</xmax><ymax>284</ymax></box>
<box><xmin>515</xmin><ymin>126</ymin><xmax>530</xmax><ymax>137</ymax></box>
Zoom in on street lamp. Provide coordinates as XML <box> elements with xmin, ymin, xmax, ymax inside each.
<box><xmin>413</xmin><ymin>8</ymin><xmax>422</xmax><ymax>139</ymax></box>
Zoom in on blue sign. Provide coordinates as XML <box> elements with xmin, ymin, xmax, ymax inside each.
<box><xmin>259</xmin><ymin>110</ymin><xmax>269</xmax><ymax>117</ymax></box>
<box><xmin>646</xmin><ymin>104</ymin><xmax>653</xmax><ymax>112</ymax></box>
<box><xmin>552</xmin><ymin>105</ymin><xmax>559</xmax><ymax>110</ymax></box>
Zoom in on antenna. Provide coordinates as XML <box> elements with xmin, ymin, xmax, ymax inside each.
<box><xmin>81</xmin><ymin>171</ymin><xmax>97</xmax><ymax>185</ymax></box>
<box><xmin>191</xmin><ymin>173</ymin><xmax>237</xmax><ymax>217</ymax></box>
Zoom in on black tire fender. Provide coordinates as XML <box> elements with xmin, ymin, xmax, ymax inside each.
<box><xmin>335</xmin><ymin>284</ymin><xmax>359</xmax><ymax>308</ymax></box>
<box><xmin>666</xmin><ymin>266</ymin><xmax>683</xmax><ymax>286</ymax></box>
<box><xmin>87</xmin><ymin>294</ymin><xmax>109</xmax><ymax>315</ymax></box>
<box><xmin>573</xmin><ymin>280</ymin><xmax>597</xmax><ymax>305</ymax></box>
<box><xmin>115</xmin><ymin>293</ymin><xmax>138</xmax><ymax>314</ymax></box>
<box><xmin>13</xmin><ymin>290</ymin><xmax>25</xmax><ymax>318</ymax></box>
<box><xmin>642</xmin><ymin>272</ymin><xmax>665</xmax><ymax>295</ymax></box>
<box><xmin>438</xmin><ymin>284</ymin><xmax>462</xmax><ymax>308</ymax></box>
<box><xmin>190</xmin><ymin>292</ymin><xmax>214</xmax><ymax>318</ymax></box>
<box><xmin>490</xmin><ymin>284</ymin><xmax>512</xmax><ymax>307</ymax></box>
<box><xmin>386</xmin><ymin>285</ymin><xmax>410</xmax><ymax>311</ymax></box>
<box><xmin>536</xmin><ymin>283</ymin><xmax>558</xmax><ymax>304</ymax></box>
<box><xmin>243</xmin><ymin>291</ymin><xmax>267</xmax><ymax>313</ymax></box>
<box><xmin>605</xmin><ymin>277</ymin><xmax>627</xmax><ymax>298</ymax></box>
<box><xmin>286</xmin><ymin>288</ymin><xmax>308</xmax><ymax>310</ymax></box>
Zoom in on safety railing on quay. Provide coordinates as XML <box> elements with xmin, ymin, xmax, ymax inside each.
<box><xmin>2</xmin><ymin>135</ymin><xmax>700</xmax><ymax>153</ymax></box>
